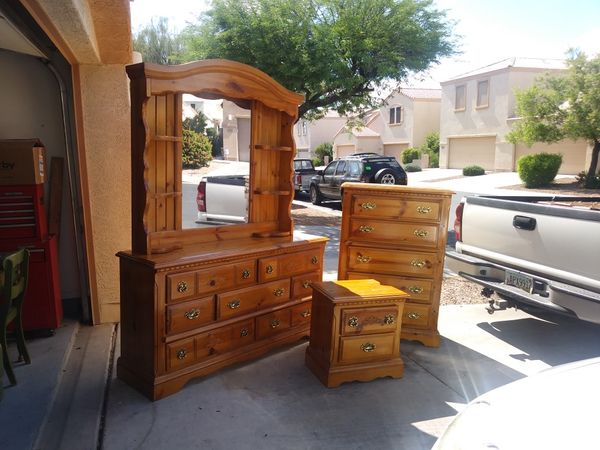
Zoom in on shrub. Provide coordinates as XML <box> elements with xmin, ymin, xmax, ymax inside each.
<box><xmin>517</xmin><ymin>153</ymin><xmax>562</xmax><ymax>188</ymax></box>
<box><xmin>463</xmin><ymin>165</ymin><xmax>485</xmax><ymax>176</ymax></box>
<box><xmin>401</xmin><ymin>147</ymin><xmax>421</xmax><ymax>164</ymax></box>
<box><xmin>314</xmin><ymin>142</ymin><xmax>333</xmax><ymax>166</ymax></box>
<box><xmin>404</xmin><ymin>164</ymin><xmax>422</xmax><ymax>172</ymax></box>
<box><xmin>182</xmin><ymin>129</ymin><xmax>212</xmax><ymax>169</ymax></box>
<box><xmin>419</xmin><ymin>132</ymin><xmax>440</xmax><ymax>168</ymax></box>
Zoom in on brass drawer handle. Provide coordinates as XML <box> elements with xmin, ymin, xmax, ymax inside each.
<box><xmin>408</xmin><ymin>286</ymin><xmax>424</xmax><ymax>294</ymax></box>
<box><xmin>417</xmin><ymin>206</ymin><xmax>432</xmax><ymax>214</ymax></box>
<box><xmin>359</xmin><ymin>225</ymin><xmax>374</xmax><ymax>233</ymax></box>
<box><xmin>242</xmin><ymin>269</ymin><xmax>251</xmax><ymax>279</ymax></box>
<box><xmin>176</xmin><ymin>349</ymin><xmax>188</xmax><ymax>360</ymax></box>
<box><xmin>240</xmin><ymin>328</ymin><xmax>249</xmax><ymax>337</ymax></box>
<box><xmin>300</xmin><ymin>310</ymin><xmax>311</xmax><ymax>318</ymax></box>
<box><xmin>348</xmin><ymin>316</ymin><xmax>359</xmax><ymax>327</ymax></box>
<box><xmin>176</xmin><ymin>281</ymin><xmax>188</xmax><ymax>293</ymax></box>
<box><xmin>265</xmin><ymin>264</ymin><xmax>274</xmax><ymax>274</ymax></box>
<box><xmin>270</xmin><ymin>319</ymin><xmax>280</xmax><ymax>329</ymax></box>
<box><xmin>361</xmin><ymin>342</ymin><xmax>376</xmax><ymax>353</ymax></box>
<box><xmin>407</xmin><ymin>311</ymin><xmax>421</xmax><ymax>320</ymax></box>
<box><xmin>302</xmin><ymin>280</ymin><xmax>311</xmax><ymax>289</ymax></box>
<box><xmin>311</xmin><ymin>256</ymin><xmax>319</xmax><ymax>264</ymax></box>
<box><xmin>273</xmin><ymin>287</ymin><xmax>285</xmax><ymax>297</ymax></box>
<box><xmin>228</xmin><ymin>299</ymin><xmax>241</xmax><ymax>309</ymax></box>
<box><xmin>356</xmin><ymin>254</ymin><xmax>371</xmax><ymax>263</ymax></box>
<box><xmin>383</xmin><ymin>314</ymin><xmax>395</xmax><ymax>325</ymax></box>
<box><xmin>360</xmin><ymin>202</ymin><xmax>376</xmax><ymax>210</ymax></box>
<box><xmin>184</xmin><ymin>308</ymin><xmax>200</xmax><ymax>320</ymax></box>
<box><xmin>410</xmin><ymin>259</ymin><xmax>426</xmax><ymax>269</ymax></box>
<box><xmin>414</xmin><ymin>229</ymin><xmax>429</xmax><ymax>238</ymax></box>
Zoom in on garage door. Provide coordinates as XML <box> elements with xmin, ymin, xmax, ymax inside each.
<box><xmin>515</xmin><ymin>140</ymin><xmax>587</xmax><ymax>174</ymax></box>
<box><xmin>336</xmin><ymin>144</ymin><xmax>355</xmax><ymax>158</ymax></box>
<box><xmin>448</xmin><ymin>137</ymin><xmax>496</xmax><ymax>170</ymax></box>
<box><xmin>384</xmin><ymin>143</ymin><xmax>409</xmax><ymax>161</ymax></box>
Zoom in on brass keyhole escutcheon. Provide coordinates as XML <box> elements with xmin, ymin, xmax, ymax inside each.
<box><xmin>361</xmin><ymin>342</ymin><xmax>376</xmax><ymax>352</ymax></box>
<box><xmin>240</xmin><ymin>328</ymin><xmax>249</xmax><ymax>337</ymax></box>
<box><xmin>417</xmin><ymin>206</ymin><xmax>432</xmax><ymax>214</ymax></box>
<box><xmin>413</xmin><ymin>229</ymin><xmax>428</xmax><ymax>238</ymax></box>
<box><xmin>301</xmin><ymin>311</ymin><xmax>311</xmax><ymax>318</ymax></box>
<box><xmin>360</xmin><ymin>202</ymin><xmax>376</xmax><ymax>210</ymax></box>
<box><xmin>408</xmin><ymin>286</ymin><xmax>423</xmax><ymax>294</ymax></box>
<box><xmin>383</xmin><ymin>314</ymin><xmax>395</xmax><ymax>325</ymax></box>
<box><xmin>270</xmin><ymin>319</ymin><xmax>280</xmax><ymax>329</ymax></box>
<box><xmin>273</xmin><ymin>288</ymin><xmax>285</xmax><ymax>297</ymax></box>
<box><xmin>410</xmin><ymin>259</ymin><xmax>426</xmax><ymax>269</ymax></box>
<box><xmin>302</xmin><ymin>280</ymin><xmax>311</xmax><ymax>289</ymax></box>
<box><xmin>228</xmin><ymin>299</ymin><xmax>241</xmax><ymax>309</ymax></box>
<box><xmin>184</xmin><ymin>309</ymin><xmax>200</xmax><ymax>320</ymax></box>
<box><xmin>407</xmin><ymin>311</ymin><xmax>421</xmax><ymax>320</ymax></box>
<box><xmin>311</xmin><ymin>256</ymin><xmax>318</xmax><ymax>264</ymax></box>
<box><xmin>359</xmin><ymin>225</ymin><xmax>374</xmax><ymax>233</ymax></box>
<box><xmin>242</xmin><ymin>269</ymin><xmax>251</xmax><ymax>279</ymax></box>
<box><xmin>348</xmin><ymin>316</ymin><xmax>359</xmax><ymax>327</ymax></box>
<box><xmin>177</xmin><ymin>281</ymin><xmax>188</xmax><ymax>293</ymax></box>
<box><xmin>266</xmin><ymin>264</ymin><xmax>274</xmax><ymax>274</ymax></box>
<box><xmin>209</xmin><ymin>279</ymin><xmax>216</xmax><ymax>286</ymax></box>
<box><xmin>356</xmin><ymin>254</ymin><xmax>371</xmax><ymax>263</ymax></box>
<box><xmin>176</xmin><ymin>349</ymin><xmax>187</xmax><ymax>360</ymax></box>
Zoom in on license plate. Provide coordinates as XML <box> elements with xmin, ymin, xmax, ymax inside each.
<box><xmin>505</xmin><ymin>270</ymin><xmax>533</xmax><ymax>293</ymax></box>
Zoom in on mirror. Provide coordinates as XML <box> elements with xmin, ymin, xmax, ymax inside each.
<box><xmin>181</xmin><ymin>94</ymin><xmax>251</xmax><ymax>229</ymax></box>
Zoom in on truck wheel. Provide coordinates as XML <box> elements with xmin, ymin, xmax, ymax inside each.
<box><xmin>310</xmin><ymin>185</ymin><xmax>323</xmax><ymax>205</ymax></box>
<box><xmin>375</xmin><ymin>168</ymin><xmax>397</xmax><ymax>185</ymax></box>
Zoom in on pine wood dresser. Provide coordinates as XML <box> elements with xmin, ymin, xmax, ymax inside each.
<box><xmin>337</xmin><ymin>183</ymin><xmax>453</xmax><ymax>347</ymax></box>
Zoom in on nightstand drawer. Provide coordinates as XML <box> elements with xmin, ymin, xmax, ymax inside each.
<box><xmin>256</xmin><ymin>308</ymin><xmax>292</xmax><ymax>339</ymax></box>
<box><xmin>341</xmin><ymin>306</ymin><xmax>401</xmax><ymax>335</ymax></box>
<box><xmin>347</xmin><ymin>246</ymin><xmax>439</xmax><ymax>277</ymax></box>
<box><xmin>339</xmin><ymin>334</ymin><xmax>396</xmax><ymax>364</ymax></box>
<box><xmin>351</xmin><ymin>195</ymin><xmax>441</xmax><ymax>222</ymax></box>
<box><xmin>166</xmin><ymin>296</ymin><xmax>215</xmax><ymax>335</ymax></box>
<box><xmin>347</xmin><ymin>272</ymin><xmax>433</xmax><ymax>304</ymax></box>
<box><xmin>349</xmin><ymin>219</ymin><xmax>439</xmax><ymax>248</ymax></box>
<box><xmin>402</xmin><ymin>303</ymin><xmax>432</xmax><ymax>329</ymax></box>
<box><xmin>217</xmin><ymin>279</ymin><xmax>290</xmax><ymax>320</ymax></box>
<box><xmin>259</xmin><ymin>248</ymin><xmax>322</xmax><ymax>282</ymax></box>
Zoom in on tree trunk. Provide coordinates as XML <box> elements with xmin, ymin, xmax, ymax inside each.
<box><xmin>585</xmin><ymin>140</ymin><xmax>600</xmax><ymax>188</ymax></box>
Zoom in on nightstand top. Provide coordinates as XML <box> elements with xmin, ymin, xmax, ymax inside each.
<box><xmin>311</xmin><ymin>279</ymin><xmax>408</xmax><ymax>302</ymax></box>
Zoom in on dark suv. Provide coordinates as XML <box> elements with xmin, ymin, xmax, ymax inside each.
<box><xmin>309</xmin><ymin>153</ymin><xmax>407</xmax><ymax>205</ymax></box>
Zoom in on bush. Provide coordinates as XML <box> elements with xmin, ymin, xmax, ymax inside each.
<box><xmin>182</xmin><ymin>129</ymin><xmax>212</xmax><ymax>169</ymax></box>
<box><xmin>404</xmin><ymin>164</ymin><xmax>422</xmax><ymax>172</ymax></box>
<box><xmin>402</xmin><ymin>147</ymin><xmax>421</xmax><ymax>164</ymax></box>
<box><xmin>517</xmin><ymin>153</ymin><xmax>562</xmax><ymax>188</ymax></box>
<box><xmin>419</xmin><ymin>132</ymin><xmax>440</xmax><ymax>168</ymax></box>
<box><xmin>313</xmin><ymin>142</ymin><xmax>333</xmax><ymax>166</ymax></box>
<box><xmin>576</xmin><ymin>171</ymin><xmax>600</xmax><ymax>189</ymax></box>
<box><xmin>463</xmin><ymin>165</ymin><xmax>485</xmax><ymax>176</ymax></box>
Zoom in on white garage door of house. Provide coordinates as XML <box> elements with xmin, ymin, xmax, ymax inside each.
<box><xmin>336</xmin><ymin>144</ymin><xmax>355</xmax><ymax>158</ymax></box>
<box><xmin>448</xmin><ymin>137</ymin><xmax>495</xmax><ymax>170</ymax></box>
<box><xmin>384</xmin><ymin>143</ymin><xmax>409</xmax><ymax>161</ymax></box>
<box><xmin>515</xmin><ymin>140</ymin><xmax>587</xmax><ymax>174</ymax></box>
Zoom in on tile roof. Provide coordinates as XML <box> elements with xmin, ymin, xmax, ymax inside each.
<box><xmin>399</xmin><ymin>88</ymin><xmax>442</xmax><ymax>100</ymax></box>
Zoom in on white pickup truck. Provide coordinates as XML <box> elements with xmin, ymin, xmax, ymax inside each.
<box><xmin>447</xmin><ymin>195</ymin><xmax>600</xmax><ymax>324</ymax></box>
<box><xmin>196</xmin><ymin>174</ymin><xmax>248</xmax><ymax>223</ymax></box>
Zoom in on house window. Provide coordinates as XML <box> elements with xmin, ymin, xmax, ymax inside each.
<box><xmin>477</xmin><ymin>80</ymin><xmax>489</xmax><ymax>108</ymax></box>
<box><xmin>297</xmin><ymin>121</ymin><xmax>308</xmax><ymax>136</ymax></box>
<box><xmin>389</xmin><ymin>106</ymin><xmax>402</xmax><ymax>124</ymax></box>
<box><xmin>455</xmin><ymin>85</ymin><xmax>466</xmax><ymax>111</ymax></box>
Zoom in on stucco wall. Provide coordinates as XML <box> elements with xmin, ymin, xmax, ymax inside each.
<box><xmin>309</xmin><ymin>115</ymin><xmax>346</xmax><ymax>152</ymax></box>
<box><xmin>377</xmin><ymin>93</ymin><xmax>413</xmax><ymax>145</ymax></box>
<box><xmin>412</xmin><ymin>100</ymin><xmax>441</xmax><ymax>148</ymax></box>
<box><xmin>78</xmin><ymin>64</ymin><xmax>130</xmax><ymax>322</ymax></box>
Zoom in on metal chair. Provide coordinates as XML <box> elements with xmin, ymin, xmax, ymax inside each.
<box><xmin>0</xmin><ymin>248</ymin><xmax>31</xmax><ymax>390</ymax></box>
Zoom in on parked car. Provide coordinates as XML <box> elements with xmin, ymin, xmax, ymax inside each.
<box><xmin>196</xmin><ymin>174</ymin><xmax>248</xmax><ymax>223</ymax></box>
<box><xmin>293</xmin><ymin>158</ymin><xmax>317</xmax><ymax>194</ymax></box>
<box><xmin>433</xmin><ymin>357</ymin><xmax>600</xmax><ymax>450</ymax></box>
<box><xmin>309</xmin><ymin>153</ymin><xmax>407</xmax><ymax>205</ymax></box>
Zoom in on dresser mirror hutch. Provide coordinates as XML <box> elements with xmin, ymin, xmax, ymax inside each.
<box><xmin>118</xmin><ymin>60</ymin><xmax>327</xmax><ymax>400</ymax></box>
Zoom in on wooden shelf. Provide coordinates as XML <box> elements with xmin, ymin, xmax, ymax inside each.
<box><xmin>153</xmin><ymin>135</ymin><xmax>183</xmax><ymax>143</ymax></box>
<box><xmin>254</xmin><ymin>144</ymin><xmax>292</xmax><ymax>152</ymax></box>
<box><xmin>253</xmin><ymin>189</ymin><xmax>291</xmax><ymax>196</ymax></box>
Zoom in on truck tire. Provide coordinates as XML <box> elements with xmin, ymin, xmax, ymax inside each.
<box><xmin>310</xmin><ymin>185</ymin><xmax>323</xmax><ymax>205</ymax></box>
<box><xmin>375</xmin><ymin>168</ymin><xmax>397</xmax><ymax>185</ymax></box>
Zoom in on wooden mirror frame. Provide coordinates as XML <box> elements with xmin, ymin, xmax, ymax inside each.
<box><xmin>127</xmin><ymin>60</ymin><xmax>304</xmax><ymax>254</ymax></box>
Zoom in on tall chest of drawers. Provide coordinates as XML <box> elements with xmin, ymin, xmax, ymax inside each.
<box><xmin>337</xmin><ymin>183</ymin><xmax>452</xmax><ymax>347</ymax></box>
<box><xmin>117</xmin><ymin>235</ymin><xmax>326</xmax><ymax>400</ymax></box>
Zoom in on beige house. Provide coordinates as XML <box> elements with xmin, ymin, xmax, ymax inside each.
<box><xmin>333</xmin><ymin>88</ymin><xmax>441</xmax><ymax>161</ymax></box>
<box><xmin>294</xmin><ymin>111</ymin><xmax>347</xmax><ymax>159</ymax></box>
<box><xmin>439</xmin><ymin>57</ymin><xmax>591</xmax><ymax>174</ymax></box>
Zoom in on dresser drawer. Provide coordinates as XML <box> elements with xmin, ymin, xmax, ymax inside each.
<box><xmin>166</xmin><ymin>296</ymin><xmax>215</xmax><ymax>335</ymax></box>
<box><xmin>167</xmin><ymin>271</ymin><xmax>197</xmax><ymax>302</ymax></box>
<box><xmin>256</xmin><ymin>308</ymin><xmax>292</xmax><ymax>339</ymax></box>
<box><xmin>351</xmin><ymin>195</ymin><xmax>442</xmax><ymax>222</ymax></box>
<box><xmin>233</xmin><ymin>259</ymin><xmax>257</xmax><ymax>287</ymax></box>
<box><xmin>217</xmin><ymin>279</ymin><xmax>291</xmax><ymax>320</ymax></box>
<box><xmin>195</xmin><ymin>319</ymin><xmax>254</xmax><ymax>360</ymax></box>
<box><xmin>346</xmin><ymin>246</ymin><xmax>439</xmax><ymax>278</ymax></box>
<box><xmin>258</xmin><ymin>248</ymin><xmax>322</xmax><ymax>282</ymax></box>
<box><xmin>166</xmin><ymin>337</ymin><xmax>196</xmax><ymax>371</ymax></box>
<box><xmin>339</xmin><ymin>334</ymin><xmax>396</xmax><ymax>364</ymax></box>
<box><xmin>290</xmin><ymin>302</ymin><xmax>312</xmax><ymax>327</ymax></box>
<box><xmin>347</xmin><ymin>272</ymin><xmax>433</xmax><ymax>304</ymax></box>
<box><xmin>341</xmin><ymin>306</ymin><xmax>401</xmax><ymax>336</ymax></box>
<box><xmin>291</xmin><ymin>272</ymin><xmax>321</xmax><ymax>300</ymax></box>
<box><xmin>349</xmin><ymin>219</ymin><xmax>439</xmax><ymax>248</ymax></box>
<box><xmin>402</xmin><ymin>303</ymin><xmax>432</xmax><ymax>329</ymax></box>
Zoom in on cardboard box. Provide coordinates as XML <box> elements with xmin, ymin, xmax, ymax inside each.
<box><xmin>0</xmin><ymin>139</ymin><xmax>45</xmax><ymax>185</ymax></box>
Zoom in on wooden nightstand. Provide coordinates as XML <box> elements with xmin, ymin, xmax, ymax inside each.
<box><xmin>305</xmin><ymin>279</ymin><xmax>408</xmax><ymax>388</ymax></box>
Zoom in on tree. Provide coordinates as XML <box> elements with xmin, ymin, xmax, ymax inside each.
<box><xmin>313</xmin><ymin>142</ymin><xmax>333</xmax><ymax>166</ymax></box>
<box><xmin>133</xmin><ymin>17</ymin><xmax>184</xmax><ymax>64</ymax></box>
<box><xmin>507</xmin><ymin>51</ymin><xmax>600</xmax><ymax>188</ymax></box>
<box><xmin>183</xmin><ymin>111</ymin><xmax>209</xmax><ymax>134</ymax></box>
<box><xmin>419</xmin><ymin>131</ymin><xmax>439</xmax><ymax>167</ymax></box>
<box><xmin>182</xmin><ymin>0</ymin><xmax>456</xmax><ymax>120</ymax></box>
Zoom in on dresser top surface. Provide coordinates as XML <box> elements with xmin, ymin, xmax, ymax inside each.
<box><xmin>312</xmin><ymin>279</ymin><xmax>409</xmax><ymax>302</ymax></box>
<box><xmin>341</xmin><ymin>182</ymin><xmax>454</xmax><ymax>197</ymax></box>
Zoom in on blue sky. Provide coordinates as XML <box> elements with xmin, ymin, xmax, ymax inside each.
<box><xmin>130</xmin><ymin>0</ymin><xmax>600</xmax><ymax>87</ymax></box>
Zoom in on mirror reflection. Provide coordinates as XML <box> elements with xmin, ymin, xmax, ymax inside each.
<box><xmin>181</xmin><ymin>94</ymin><xmax>251</xmax><ymax>228</ymax></box>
